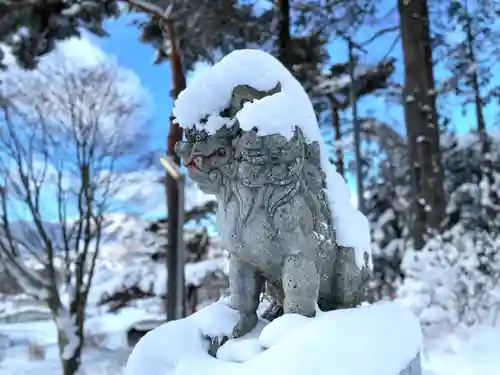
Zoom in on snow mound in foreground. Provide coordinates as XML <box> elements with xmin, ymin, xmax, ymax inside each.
<box><xmin>125</xmin><ymin>299</ymin><xmax>422</xmax><ymax>375</ymax></box>
<box><xmin>172</xmin><ymin>49</ymin><xmax>371</xmax><ymax>270</ymax></box>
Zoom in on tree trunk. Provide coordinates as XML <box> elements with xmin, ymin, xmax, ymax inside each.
<box><xmin>276</xmin><ymin>0</ymin><xmax>291</xmax><ymax>69</ymax></box>
<box><xmin>55</xmin><ymin>304</ymin><xmax>84</xmax><ymax>375</ymax></box>
<box><xmin>58</xmin><ymin>326</ymin><xmax>84</xmax><ymax>375</ymax></box>
<box><xmin>398</xmin><ymin>0</ymin><xmax>446</xmax><ymax>249</ymax></box>
<box><xmin>165</xmin><ymin>20</ymin><xmax>187</xmax><ymax>321</ymax></box>
<box><xmin>348</xmin><ymin>39</ymin><xmax>366</xmax><ymax>214</ymax></box>
<box><xmin>330</xmin><ymin>99</ymin><xmax>344</xmax><ymax>177</ymax></box>
<box><xmin>463</xmin><ymin>3</ymin><xmax>487</xmax><ymax>153</ymax></box>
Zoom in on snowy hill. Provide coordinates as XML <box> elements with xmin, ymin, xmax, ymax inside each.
<box><xmin>0</xmin><ymin>213</ymin><xmax>154</xmax><ymax>260</ymax></box>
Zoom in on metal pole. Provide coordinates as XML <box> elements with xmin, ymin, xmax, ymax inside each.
<box><xmin>160</xmin><ymin>156</ymin><xmax>185</xmax><ymax>321</ymax></box>
<box><xmin>348</xmin><ymin>38</ymin><xmax>365</xmax><ymax>213</ymax></box>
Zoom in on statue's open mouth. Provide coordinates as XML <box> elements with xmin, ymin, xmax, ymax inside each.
<box><xmin>187</xmin><ymin>157</ymin><xmax>200</xmax><ymax>169</ymax></box>
<box><xmin>186</xmin><ymin>148</ymin><xmax>227</xmax><ymax>169</ymax></box>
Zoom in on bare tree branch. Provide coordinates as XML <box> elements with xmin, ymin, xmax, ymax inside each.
<box><xmin>120</xmin><ymin>0</ymin><xmax>174</xmax><ymax>21</ymax></box>
<box><xmin>359</xmin><ymin>25</ymin><xmax>399</xmax><ymax>47</ymax></box>
<box><xmin>0</xmin><ymin>51</ymin><xmax>151</xmax><ymax>375</ymax></box>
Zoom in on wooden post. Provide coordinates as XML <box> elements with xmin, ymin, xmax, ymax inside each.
<box><xmin>164</xmin><ymin>19</ymin><xmax>187</xmax><ymax>321</ymax></box>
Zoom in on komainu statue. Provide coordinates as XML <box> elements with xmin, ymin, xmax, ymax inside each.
<box><xmin>175</xmin><ymin>84</ymin><xmax>371</xmax><ymax>339</ymax></box>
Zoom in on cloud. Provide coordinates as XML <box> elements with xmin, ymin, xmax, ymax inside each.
<box><xmin>59</xmin><ymin>37</ymin><xmax>153</xmax><ymax>112</ymax></box>
<box><xmin>1</xmin><ymin>35</ymin><xmax>152</xmax><ymax>112</ymax></box>
<box><xmin>55</xmin><ymin>36</ymin><xmax>108</xmax><ymax>66</ymax></box>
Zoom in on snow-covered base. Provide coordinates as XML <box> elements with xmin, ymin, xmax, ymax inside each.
<box><xmin>125</xmin><ymin>299</ymin><xmax>422</xmax><ymax>375</ymax></box>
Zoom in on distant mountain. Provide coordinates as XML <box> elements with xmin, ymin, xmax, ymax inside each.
<box><xmin>0</xmin><ymin>213</ymin><xmax>154</xmax><ymax>258</ymax></box>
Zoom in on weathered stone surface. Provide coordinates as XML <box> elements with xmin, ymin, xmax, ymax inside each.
<box><xmin>175</xmin><ymin>83</ymin><xmax>371</xmax><ymax>338</ymax></box>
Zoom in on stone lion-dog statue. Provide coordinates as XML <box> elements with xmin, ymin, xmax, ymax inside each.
<box><xmin>174</xmin><ymin>84</ymin><xmax>371</xmax><ymax>339</ymax></box>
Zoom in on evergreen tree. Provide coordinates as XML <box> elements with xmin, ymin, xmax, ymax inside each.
<box><xmin>441</xmin><ymin>131</ymin><xmax>500</xmax><ymax>234</ymax></box>
<box><xmin>315</xmin><ymin>58</ymin><xmax>395</xmax><ymax>176</ymax></box>
<box><xmin>0</xmin><ymin>0</ymin><xmax>118</xmax><ymax>68</ymax></box>
<box><xmin>126</xmin><ymin>0</ymin><xmax>273</xmax><ymax>72</ymax></box>
<box><xmin>435</xmin><ymin>0</ymin><xmax>500</xmax><ymax>152</ymax></box>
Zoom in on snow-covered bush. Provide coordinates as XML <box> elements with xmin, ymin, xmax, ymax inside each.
<box><xmin>398</xmin><ymin>225</ymin><xmax>500</xmax><ymax>335</ymax></box>
<box><xmin>371</xmin><ymin>131</ymin><xmax>500</xmax><ymax>306</ymax></box>
<box><xmin>368</xmin><ymin>190</ymin><xmax>408</xmax><ymax>301</ymax></box>
<box><xmin>442</xmin><ymin>131</ymin><xmax>500</xmax><ymax>234</ymax></box>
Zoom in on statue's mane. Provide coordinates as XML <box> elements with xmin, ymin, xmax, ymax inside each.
<box><xmin>195</xmin><ymin>82</ymin><xmax>335</xmax><ymax>243</ymax></box>
<box><xmin>233</xmin><ymin>127</ymin><xmax>336</xmax><ymax>243</ymax></box>
<box><xmin>302</xmin><ymin>140</ymin><xmax>336</xmax><ymax>241</ymax></box>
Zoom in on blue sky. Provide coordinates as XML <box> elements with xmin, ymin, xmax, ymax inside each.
<box><xmin>88</xmin><ymin>17</ymin><xmax>173</xmax><ymax>153</ymax></box>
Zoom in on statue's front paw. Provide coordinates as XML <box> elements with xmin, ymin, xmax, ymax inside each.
<box><xmin>232</xmin><ymin>313</ymin><xmax>258</xmax><ymax>338</ymax></box>
<box><xmin>261</xmin><ymin>302</ymin><xmax>284</xmax><ymax>322</ymax></box>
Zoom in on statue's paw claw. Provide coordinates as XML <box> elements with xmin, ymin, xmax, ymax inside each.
<box><xmin>205</xmin><ymin>333</ymin><xmax>229</xmax><ymax>358</ymax></box>
<box><xmin>231</xmin><ymin>313</ymin><xmax>258</xmax><ymax>339</ymax></box>
<box><xmin>261</xmin><ymin>303</ymin><xmax>284</xmax><ymax>322</ymax></box>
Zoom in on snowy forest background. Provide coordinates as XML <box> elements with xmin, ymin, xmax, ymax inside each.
<box><xmin>1</xmin><ymin>0</ymin><xmax>500</xmax><ymax>374</ymax></box>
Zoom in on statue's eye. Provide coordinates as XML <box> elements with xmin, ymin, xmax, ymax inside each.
<box><xmin>220</xmin><ymin>108</ymin><xmax>231</xmax><ymax>118</ymax></box>
<box><xmin>195</xmin><ymin>134</ymin><xmax>202</xmax><ymax>141</ymax></box>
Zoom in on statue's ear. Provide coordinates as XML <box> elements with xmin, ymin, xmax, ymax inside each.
<box><xmin>228</xmin><ymin>82</ymin><xmax>282</xmax><ymax>115</ymax></box>
<box><xmin>219</xmin><ymin>107</ymin><xmax>232</xmax><ymax>118</ymax></box>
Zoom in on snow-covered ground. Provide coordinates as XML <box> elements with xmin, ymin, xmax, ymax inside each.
<box><xmin>0</xmin><ymin>303</ymin><xmax>169</xmax><ymax>375</ymax></box>
<box><xmin>423</xmin><ymin>323</ymin><xmax>500</xmax><ymax>375</ymax></box>
<box><xmin>0</xmin><ymin>303</ymin><xmax>499</xmax><ymax>375</ymax></box>
<box><xmin>0</xmin><ymin>320</ymin><xmax>128</xmax><ymax>374</ymax></box>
